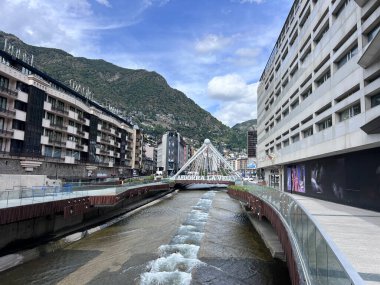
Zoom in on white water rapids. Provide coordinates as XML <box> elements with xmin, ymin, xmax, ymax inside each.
<box><xmin>140</xmin><ymin>191</ymin><xmax>216</xmax><ymax>285</ymax></box>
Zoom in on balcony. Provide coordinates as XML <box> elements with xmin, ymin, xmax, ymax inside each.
<box><xmin>48</xmin><ymin>138</ymin><xmax>66</xmax><ymax>146</ymax></box>
<box><xmin>99</xmin><ymin>149</ymin><xmax>109</xmax><ymax>155</ymax></box>
<box><xmin>0</xmin><ymin>107</ymin><xmax>16</xmax><ymax>117</ymax></box>
<box><xmin>100</xmin><ymin>137</ymin><xmax>111</xmax><ymax>144</ymax></box>
<box><xmin>0</xmin><ymin>129</ymin><xmax>14</xmax><ymax>138</ymax></box>
<box><xmin>50</xmin><ymin>123</ymin><xmax>67</xmax><ymax>131</ymax></box>
<box><xmin>75</xmin><ymin>144</ymin><xmax>84</xmax><ymax>150</ymax></box>
<box><xmin>77</xmin><ymin>115</ymin><xmax>86</xmax><ymax>123</ymax></box>
<box><xmin>0</xmin><ymin>86</ymin><xmax>18</xmax><ymax>98</ymax></box>
<box><xmin>51</xmin><ymin>105</ymin><xmax>69</xmax><ymax>116</ymax></box>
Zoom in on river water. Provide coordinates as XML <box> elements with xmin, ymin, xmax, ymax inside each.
<box><xmin>0</xmin><ymin>190</ymin><xmax>290</xmax><ymax>285</ymax></box>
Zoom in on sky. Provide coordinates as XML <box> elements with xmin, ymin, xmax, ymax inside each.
<box><xmin>0</xmin><ymin>0</ymin><xmax>293</xmax><ymax>127</ymax></box>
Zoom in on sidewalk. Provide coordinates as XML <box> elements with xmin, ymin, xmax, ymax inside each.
<box><xmin>292</xmin><ymin>195</ymin><xmax>380</xmax><ymax>285</ymax></box>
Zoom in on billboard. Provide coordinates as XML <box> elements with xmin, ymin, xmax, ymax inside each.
<box><xmin>285</xmin><ymin>147</ymin><xmax>380</xmax><ymax>211</ymax></box>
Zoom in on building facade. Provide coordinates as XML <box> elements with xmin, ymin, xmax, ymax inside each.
<box><xmin>247</xmin><ymin>127</ymin><xmax>257</xmax><ymax>158</ymax></box>
<box><xmin>257</xmin><ymin>0</ymin><xmax>380</xmax><ymax>211</ymax></box>
<box><xmin>0</xmin><ymin>49</ymin><xmax>143</xmax><ymax>180</ymax></box>
<box><xmin>157</xmin><ymin>131</ymin><xmax>187</xmax><ymax>176</ymax></box>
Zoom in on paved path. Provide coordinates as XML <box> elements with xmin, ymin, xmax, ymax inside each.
<box><xmin>292</xmin><ymin>195</ymin><xmax>380</xmax><ymax>285</ymax></box>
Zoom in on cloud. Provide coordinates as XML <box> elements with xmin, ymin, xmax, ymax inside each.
<box><xmin>206</xmin><ymin>74</ymin><xmax>259</xmax><ymax>126</ymax></box>
<box><xmin>214</xmin><ymin>99</ymin><xmax>258</xmax><ymax>127</ymax></box>
<box><xmin>195</xmin><ymin>34</ymin><xmax>231</xmax><ymax>53</ymax></box>
<box><xmin>207</xmin><ymin>74</ymin><xmax>257</xmax><ymax>101</ymax></box>
<box><xmin>96</xmin><ymin>0</ymin><xmax>111</xmax><ymax>7</ymax></box>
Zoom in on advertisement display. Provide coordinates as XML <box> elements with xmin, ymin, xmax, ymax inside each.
<box><xmin>285</xmin><ymin>148</ymin><xmax>380</xmax><ymax>211</ymax></box>
<box><xmin>287</xmin><ymin>165</ymin><xmax>305</xmax><ymax>193</ymax></box>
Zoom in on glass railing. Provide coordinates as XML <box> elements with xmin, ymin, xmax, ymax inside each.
<box><xmin>238</xmin><ymin>184</ymin><xmax>363</xmax><ymax>285</ymax></box>
<box><xmin>0</xmin><ymin>185</ymin><xmax>90</xmax><ymax>209</ymax></box>
<box><xmin>0</xmin><ymin>180</ymin><xmax>171</xmax><ymax>209</ymax></box>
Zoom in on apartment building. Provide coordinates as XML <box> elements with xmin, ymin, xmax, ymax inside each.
<box><xmin>257</xmin><ymin>0</ymin><xmax>380</xmax><ymax>211</ymax></box>
<box><xmin>0</xmin><ymin>49</ymin><xmax>142</xmax><ymax>180</ymax></box>
<box><xmin>157</xmin><ymin>131</ymin><xmax>187</xmax><ymax>176</ymax></box>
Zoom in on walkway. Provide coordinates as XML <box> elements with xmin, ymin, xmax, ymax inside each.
<box><xmin>293</xmin><ymin>195</ymin><xmax>380</xmax><ymax>285</ymax></box>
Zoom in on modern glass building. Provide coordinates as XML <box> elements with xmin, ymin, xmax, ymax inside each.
<box><xmin>257</xmin><ymin>0</ymin><xmax>380</xmax><ymax>211</ymax></box>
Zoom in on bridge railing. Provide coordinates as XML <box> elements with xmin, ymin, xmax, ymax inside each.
<box><xmin>235</xmin><ymin>184</ymin><xmax>363</xmax><ymax>285</ymax></box>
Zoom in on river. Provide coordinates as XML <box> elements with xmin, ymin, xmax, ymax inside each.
<box><xmin>0</xmin><ymin>190</ymin><xmax>290</xmax><ymax>285</ymax></box>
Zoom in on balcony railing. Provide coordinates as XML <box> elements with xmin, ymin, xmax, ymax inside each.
<box><xmin>77</xmin><ymin>115</ymin><xmax>86</xmax><ymax>123</ymax></box>
<box><xmin>51</xmin><ymin>105</ymin><xmax>69</xmax><ymax>115</ymax></box>
<box><xmin>100</xmin><ymin>138</ymin><xmax>111</xmax><ymax>144</ymax></box>
<box><xmin>0</xmin><ymin>85</ymin><xmax>18</xmax><ymax>98</ymax></box>
<box><xmin>77</xmin><ymin>130</ymin><xmax>85</xmax><ymax>137</ymax></box>
<box><xmin>0</xmin><ymin>129</ymin><xmax>14</xmax><ymax>137</ymax></box>
<box><xmin>50</xmin><ymin>123</ymin><xmax>67</xmax><ymax>131</ymax></box>
<box><xmin>0</xmin><ymin>107</ymin><xmax>16</xmax><ymax>116</ymax></box>
<box><xmin>75</xmin><ymin>144</ymin><xmax>84</xmax><ymax>150</ymax></box>
<box><xmin>48</xmin><ymin>138</ymin><xmax>66</xmax><ymax>146</ymax></box>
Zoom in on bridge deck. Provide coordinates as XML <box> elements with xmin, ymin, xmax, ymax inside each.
<box><xmin>293</xmin><ymin>195</ymin><xmax>380</xmax><ymax>285</ymax></box>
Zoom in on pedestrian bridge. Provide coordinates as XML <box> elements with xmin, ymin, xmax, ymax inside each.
<box><xmin>171</xmin><ymin>139</ymin><xmax>241</xmax><ymax>188</ymax></box>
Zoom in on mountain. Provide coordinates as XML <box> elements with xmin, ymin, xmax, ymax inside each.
<box><xmin>229</xmin><ymin>119</ymin><xmax>257</xmax><ymax>151</ymax></box>
<box><xmin>232</xmin><ymin>119</ymin><xmax>257</xmax><ymax>132</ymax></box>
<box><xmin>0</xmin><ymin>31</ymin><xmax>245</xmax><ymax>148</ymax></box>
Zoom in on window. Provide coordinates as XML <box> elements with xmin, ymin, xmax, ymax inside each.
<box><xmin>0</xmin><ymin>117</ymin><xmax>4</xmax><ymax>131</ymax></box>
<box><xmin>334</xmin><ymin>0</ymin><xmax>351</xmax><ymax>18</ymax></box>
<box><xmin>12</xmin><ymin>119</ymin><xmax>25</xmax><ymax>131</ymax></box>
<box><xmin>283</xmin><ymin>139</ymin><xmax>289</xmax><ymax>147</ymax></box>
<box><xmin>44</xmin><ymin>146</ymin><xmax>53</xmax><ymax>157</ymax></box>
<box><xmin>315</xmin><ymin>24</ymin><xmax>329</xmax><ymax>44</ymax></box>
<box><xmin>337</xmin><ymin>45</ymin><xmax>358</xmax><ymax>69</ymax></box>
<box><xmin>339</xmin><ymin>103</ymin><xmax>360</xmax><ymax>121</ymax></box>
<box><xmin>335</xmin><ymin>84</ymin><xmax>360</xmax><ymax>103</ymax></box>
<box><xmin>69</xmin><ymin>120</ymin><xmax>75</xmax><ymax>126</ymax></box>
<box><xmin>316</xmin><ymin>69</ymin><xmax>331</xmax><ymax>87</ymax></box>
<box><xmin>14</xmin><ymin>100</ymin><xmax>27</xmax><ymax>112</ymax></box>
<box><xmin>0</xmin><ymin>76</ymin><xmax>9</xmax><ymax>89</ymax></box>
<box><xmin>282</xmin><ymin>108</ymin><xmax>289</xmax><ymax>118</ymax></box>
<box><xmin>48</xmin><ymin>96</ymin><xmax>56</xmax><ymax>107</ymax></box>
<box><xmin>301</xmin><ymin>86</ymin><xmax>312</xmax><ymax>100</ymax></box>
<box><xmin>292</xmin><ymin>134</ymin><xmax>300</xmax><ymax>143</ymax></box>
<box><xmin>318</xmin><ymin>116</ymin><xmax>332</xmax><ymax>131</ymax></box>
<box><xmin>303</xmin><ymin>127</ymin><xmax>313</xmax><ymax>138</ymax></box>
<box><xmin>291</xmin><ymin>99</ymin><xmax>299</xmax><ymax>109</ymax></box>
<box><xmin>368</xmin><ymin>24</ymin><xmax>380</xmax><ymax>43</ymax></box>
<box><xmin>0</xmin><ymin>96</ymin><xmax>7</xmax><ymax>111</ymax></box>
<box><xmin>371</xmin><ymin>93</ymin><xmax>380</xmax><ymax>108</ymax></box>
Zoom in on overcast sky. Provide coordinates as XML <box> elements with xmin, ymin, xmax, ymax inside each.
<box><xmin>0</xmin><ymin>0</ymin><xmax>292</xmax><ymax>127</ymax></box>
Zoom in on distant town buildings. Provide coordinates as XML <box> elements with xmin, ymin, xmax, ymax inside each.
<box><xmin>257</xmin><ymin>0</ymin><xmax>380</xmax><ymax>211</ymax></box>
<box><xmin>0</xmin><ymin>49</ymin><xmax>143</xmax><ymax>180</ymax></box>
<box><xmin>142</xmin><ymin>142</ymin><xmax>157</xmax><ymax>175</ymax></box>
<box><xmin>157</xmin><ymin>131</ymin><xmax>188</xmax><ymax>176</ymax></box>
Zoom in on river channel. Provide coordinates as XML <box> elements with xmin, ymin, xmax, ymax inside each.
<box><xmin>0</xmin><ymin>190</ymin><xmax>290</xmax><ymax>285</ymax></box>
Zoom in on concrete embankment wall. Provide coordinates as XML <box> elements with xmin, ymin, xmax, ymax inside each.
<box><xmin>0</xmin><ymin>187</ymin><xmax>172</xmax><ymax>255</ymax></box>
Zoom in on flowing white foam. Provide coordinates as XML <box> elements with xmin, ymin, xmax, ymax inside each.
<box><xmin>140</xmin><ymin>191</ymin><xmax>216</xmax><ymax>285</ymax></box>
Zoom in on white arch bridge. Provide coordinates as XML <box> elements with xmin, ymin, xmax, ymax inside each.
<box><xmin>170</xmin><ymin>139</ymin><xmax>242</xmax><ymax>188</ymax></box>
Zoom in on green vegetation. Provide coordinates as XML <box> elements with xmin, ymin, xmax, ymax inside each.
<box><xmin>228</xmin><ymin>185</ymin><xmax>248</xmax><ymax>192</ymax></box>
<box><xmin>0</xmin><ymin>31</ymin><xmax>254</xmax><ymax>149</ymax></box>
